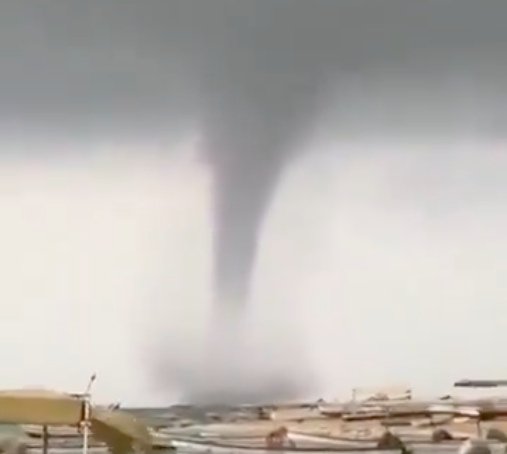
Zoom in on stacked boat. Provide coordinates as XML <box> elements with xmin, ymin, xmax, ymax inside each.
<box><xmin>14</xmin><ymin>380</ymin><xmax>507</xmax><ymax>454</ymax></box>
<box><xmin>152</xmin><ymin>383</ymin><xmax>507</xmax><ymax>454</ymax></box>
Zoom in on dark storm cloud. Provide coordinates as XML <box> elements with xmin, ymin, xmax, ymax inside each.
<box><xmin>0</xmin><ymin>0</ymin><xmax>507</xmax><ymax>134</ymax></box>
<box><xmin>4</xmin><ymin>0</ymin><xmax>507</xmax><ymax>402</ymax></box>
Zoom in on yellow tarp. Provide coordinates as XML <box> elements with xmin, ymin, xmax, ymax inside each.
<box><xmin>0</xmin><ymin>389</ymin><xmax>152</xmax><ymax>454</ymax></box>
<box><xmin>91</xmin><ymin>408</ymin><xmax>152</xmax><ymax>454</ymax></box>
<box><xmin>0</xmin><ymin>389</ymin><xmax>82</xmax><ymax>426</ymax></box>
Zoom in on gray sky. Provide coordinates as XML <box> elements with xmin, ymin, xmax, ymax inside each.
<box><xmin>0</xmin><ymin>0</ymin><xmax>506</xmax><ymax>135</ymax></box>
<box><xmin>1</xmin><ymin>1</ymin><xmax>507</xmax><ymax>405</ymax></box>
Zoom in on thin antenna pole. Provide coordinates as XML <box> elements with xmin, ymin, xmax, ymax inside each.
<box><xmin>82</xmin><ymin>373</ymin><xmax>97</xmax><ymax>454</ymax></box>
<box><xmin>85</xmin><ymin>373</ymin><xmax>97</xmax><ymax>395</ymax></box>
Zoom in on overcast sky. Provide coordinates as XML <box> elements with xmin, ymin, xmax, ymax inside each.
<box><xmin>1</xmin><ymin>1</ymin><xmax>507</xmax><ymax>406</ymax></box>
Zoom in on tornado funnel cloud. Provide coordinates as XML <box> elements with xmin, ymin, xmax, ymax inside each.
<box><xmin>204</xmin><ymin>65</ymin><xmax>332</xmax><ymax>313</ymax></box>
<box><xmin>193</xmin><ymin>92</ymin><xmax>327</xmax><ymax>403</ymax></box>
<box><xmin>212</xmin><ymin>165</ymin><xmax>279</xmax><ymax>310</ymax></box>
<box><xmin>165</xmin><ymin>1</ymin><xmax>342</xmax><ymax>404</ymax></box>
<box><xmin>207</xmin><ymin>120</ymin><xmax>286</xmax><ymax>310</ymax></box>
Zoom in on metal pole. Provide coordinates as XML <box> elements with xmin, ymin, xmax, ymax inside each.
<box><xmin>82</xmin><ymin>393</ymin><xmax>90</xmax><ymax>454</ymax></box>
<box><xmin>81</xmin><ymin>373</ymin><xmax>96</xmax><ymax>454</ymax></box>
<box><xmin>42</xmin><ymin>425</ymin><xmax>48</xmax><ymax>454</ymax></box>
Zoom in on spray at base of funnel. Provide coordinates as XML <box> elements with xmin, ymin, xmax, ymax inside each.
<box><xmin>177</xmin><ymin>301</ymin><xmax>314</xmax><ymax>406</ymax></box>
